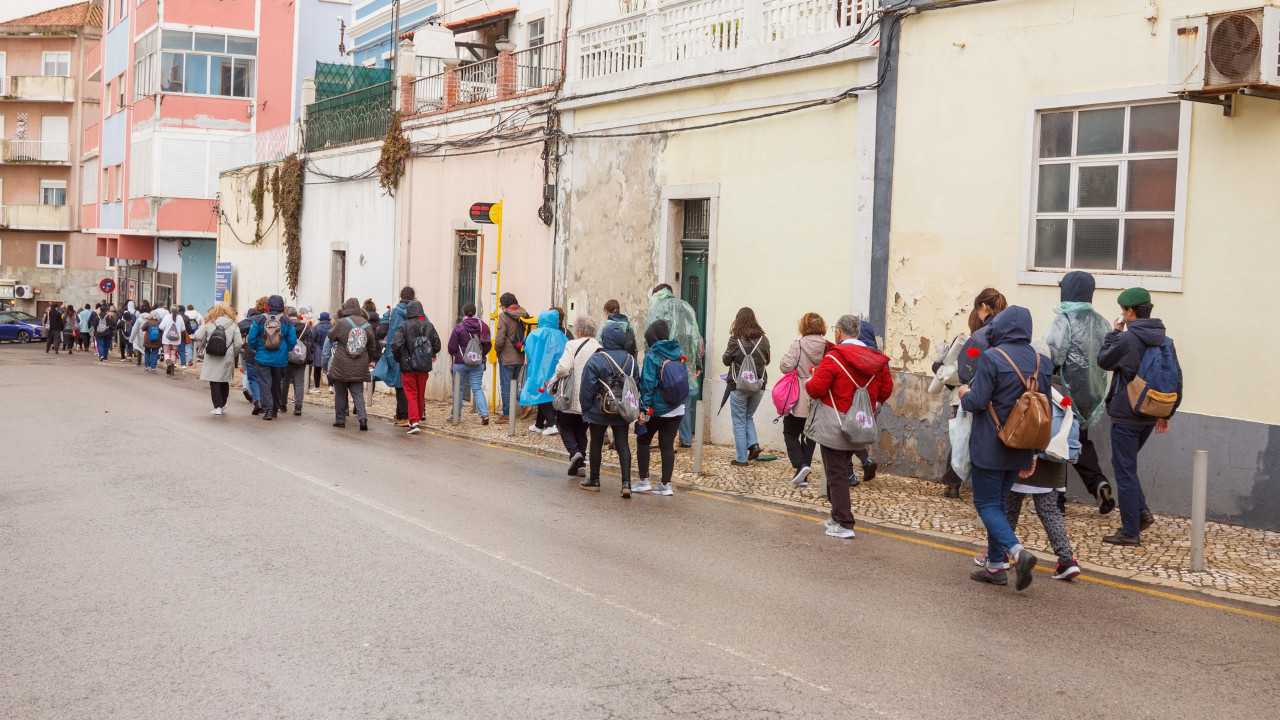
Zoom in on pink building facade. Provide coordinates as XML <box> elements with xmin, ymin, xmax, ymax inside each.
<box><xmin>90</xmin><ymin>0</ymin><xmax>337</xmax><ymax>311</ymax></box>
<box><xmin>0</xmin><ymin>2</ymin><xmax>102</xmax><ymax>317</ymax></box>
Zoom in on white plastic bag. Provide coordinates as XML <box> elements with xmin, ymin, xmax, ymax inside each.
<box><xmin>949</xmin><ymin>407</ymin><xmax>973</xmax><ymax>479</ymax></box>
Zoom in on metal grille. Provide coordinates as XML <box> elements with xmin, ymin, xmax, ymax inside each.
<box><xmin>455</xmin><ymin>232</ymin><xmax>479</xmax><ymax>323</ymax></box>
<box><xmin>303</xmin><ymin>82</ymin><xmax>394</xmax><ymax>151</ymax></box>
<box><xmin>683</xmin><ymin>199</ymin><xmax>710</xmax><ymax>240</ymax></box>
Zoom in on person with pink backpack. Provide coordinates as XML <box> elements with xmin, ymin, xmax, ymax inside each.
<box><xmin>777</xmin><ymin>313</ymin><xmax>830</xmax><ymax>488</ymax></box>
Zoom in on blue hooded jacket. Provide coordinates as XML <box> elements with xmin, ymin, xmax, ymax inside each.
<box><xmin>246</xmin><ymin>295</ymin><xmax>298</xmax><ymax>368</ymax></box>
<box><xmin>578</xmin><ymin>322</ymin><xmax>640</xmax><ymax>425</ymax></box>
<box><xmin>639</xmin><ymin>338</ymin><xmax>684</xmax><ymax>417</ymax></box>
<box><xmin>518</xmin><ymin>310</ymin><xmax>567</xmax><ymax>407</ymax></box>
<box><xmin>959</xmin><ymin>306</ymin><xmax>1052</xmax><ymax>471</ymax></box>
<box><xmin>372</xmin><ymin>301</ymin><xmax>409</xmax><ymax>388</ymax></box>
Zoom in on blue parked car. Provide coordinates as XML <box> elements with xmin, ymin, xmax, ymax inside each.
<box><xmin>0</xmin><ymin>310</ymin><xmax>44</xmax><ymax>343</ymax></box>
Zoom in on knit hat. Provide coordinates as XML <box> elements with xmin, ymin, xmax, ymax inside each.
<box><xmin>1117</xmin><ymin>287</ymin><xmax>1151</xmax><ymax>308</ymax></box>
<box><xmin>319</xmin><ymin>312</ymin><xmax>330</xmax><ymax>321</ymax></box>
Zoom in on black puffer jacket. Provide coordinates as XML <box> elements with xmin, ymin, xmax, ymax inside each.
<box><xmin>390</xmin><ymin>301</ymin><xmax>442</xmax><ymax>373</ymax></box>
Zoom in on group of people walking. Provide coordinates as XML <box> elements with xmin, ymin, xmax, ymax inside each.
<box><xmin>45</xmin><ymin>268</ymin><xmax>1180</xmax><ymax>596</ymax></box>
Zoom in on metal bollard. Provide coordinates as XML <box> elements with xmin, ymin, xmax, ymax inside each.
<box><xmin>1191</xmin><ymin>450</ymin><xmax>1208</xmax><ymax>572</ymax></box>
<box><xmin>692</xmin><ymin>401</ymin><xmax>707</xmax><ymax>474</ymax></box>
<box><xmin>508</xmin><ymin>378</ymin><xmax>519</xmax><ymax>436</ymax></box>
<box><xmin>451</xmin><ymin>371</ymin><xmax>462</xmax><ymax>425</ymax></box>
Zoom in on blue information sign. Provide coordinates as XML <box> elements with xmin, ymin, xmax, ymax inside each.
<box><xmin>214</xmin><ymin>262</ymin><xmax>232</xmax><ymax>303</ymax></box>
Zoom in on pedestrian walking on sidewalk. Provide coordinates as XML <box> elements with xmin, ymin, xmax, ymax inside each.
<box><xmin>723</xmin><ymin>307</ymin><xmax>771</xmax><ymax>467</ymax></box>
<box><xmin>854</xmin><ymin>321</ymin><xmax>882</xmax><ymax>483</ymax></box>
<box><xmin>184</xmin><ymin>305</ymin><xmax>203</xmax><ymax>365</ymax></box>
<box><xmin>309</xmin><ymin>312</ymin><xmax>333</xmax><ymax>393</ymax></box>
<box><xmin>390</xmin><ymin>300</ymin><xmax>441</xmax><ymax>434</ymax></box>
<box><xmin>44</xmin><ymin>302</ymin><xmax>64</xmax><ymax>353</ymax></box>
<box><xmin>646</xmin><ymin>284</ymin><xmax>704</xmax><ymax>447</ymax></box>
<box><xmin>1096</xmin><ymin>287</ymin><xmax>1182</xmax><ymax>546</ymax></box>
<box><xmin>596</xmin><ymin>299</ymin><xmax>638</xmax><ymax>357</ymax></box>
<box><xmin>328</xmin><ymin>298</ymin><xmax>380</xmax><ymax>431</ymax></box>
<box><xmin>192</xmin><ymin>302</ymin><xmax>242</xmax><ymax>415</ymax></box>
<box><xmin>61</xmin><ymin>306</ymin><xmax>78</xmax><ymax>353</ymax></box>
<box><xmin>141</xmin><ymin>310</ymin><xmax>164</xmax><ymax>371</ymax></box>
<box><xmin>957</xmin><ymin>307</ymin><xmax>1051</xmax><ymax>591</ymax></box>
<box><xmin>129</xmin><ymin>301</ymin><xmax>152</xmax><ymax>365</ymax></box>
<box><xmin>943</xmin><ymin>288</ymin><xmax>1009</xmax><ymax>498</ymax></box>
<box><xmin>90</xmin><ymin>307</ymin><xmax>115</xmax><ymax>361</ymax></box>
<box><xmin>77</xmin><ymin>304</ymin><xmax>92</xmax><ymax>351</ymax></box>
<box><xmin>1045</xmin><ymin>271</ymin><xmax>1115</xmax><ymax>515</ymax></box>
<box><xmin>239</xmin><ymin>298</ymin><xmax>267</xmax><ymax>413</ymax></box>
<box><xmin>374</xmin><ymin>289</ymin><xmax>415</xmax><ymax>426</ymax></box>
<box><xmin>279</xmin><ymin>307</ymin><xmax>309</xmax><ymax>416</ymax></box>
<box><xmin>554</xmin><ymin>316</ymin><xmax>600</xmax><ymax>477</ymax></box>
<box><xmin>634</xmin><ymin>320</ymin><xmax>685</xmax><ymax>496</ymax></box>
<box><xmin>246</xmin><ymin>295</ymin><xmax>298</xmax><ymax>421</ymax></box>
<box><xmin>494</xmin><ymin>292</ymin><xmax>531</xmax><ymax>423</ymax></box>
<box><xmin>520</xmin><ymin>309</ymin><xmax>568</xmax><ymax>436</ymax></box>
<box><xmin>804</xmin><ymin>315</ymin><xmax>893</xmax><ymax>540</ymax></box>
<box><xmin>779</xmin><ymin>312</ymin><xmax>828</xmax><ymax>488</ymax></box>
<box><xmin>447</xmin><ymin>303</ymin><xmax>492</xmax><ymax>424</ymax></box>
<box><xmin>578</xmin><ymin>321</ymin><xmax>640</xmax><ymax>497</ymax></box>
<box><xmin>158</xmin><ymin>306</ymin><xmax>183</xmax><ymax>373</ymax></box>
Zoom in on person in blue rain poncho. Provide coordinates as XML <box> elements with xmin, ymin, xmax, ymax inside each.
<box><xmin>519</xmin><ymin>309</ymin><xmax>568</xmax><ymax>437</ymax></box>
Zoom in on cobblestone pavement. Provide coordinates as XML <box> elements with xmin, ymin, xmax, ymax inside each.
<box><xmin>173</xmin><ymin>366</ymin><xmax>1279</xmax><ymax>605</ymax></box>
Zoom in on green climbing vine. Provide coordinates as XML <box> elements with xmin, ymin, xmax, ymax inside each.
<box><xmin>377</xmin><ymin>112</ymin><xmax>409</xmax><ymax>196</ymax></box>
<box><xmin>274</xmin><ymin>153</ymin><xmax>305</xmax><ymax>296</ymax></box>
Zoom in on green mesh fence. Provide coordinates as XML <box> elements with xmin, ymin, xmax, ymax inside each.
<box><xmin>313</xmin><ymin>62</ymin><xmax>394</xmax><ymax>100</ymax></box>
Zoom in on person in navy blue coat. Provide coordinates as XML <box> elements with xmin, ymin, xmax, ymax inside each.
<box><xmin>577</xmin><ymin>322</ymin><xmax>640</xmax><ymax>497</ymax></box>
<box><xmin>957</xmin><ymin>306</ymin><xmax>1052</xmax><ymax>592</ymax></box>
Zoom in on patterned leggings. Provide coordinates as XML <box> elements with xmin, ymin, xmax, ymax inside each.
<box><xmin>1006</xmin><ymin>491</ymin><xmax>1074</xmax><ymax>563</ymax></box>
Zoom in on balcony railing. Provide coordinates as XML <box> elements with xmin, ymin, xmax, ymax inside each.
<box><xmin>1</xmin><ymin>204</ymin><xmax>73</xmax><ymax>231</ymax></box>
<box><xmin>303</xmin><ymin>81</ymin><xmax>393</xmax><ymax>152</ymax></box>
<box><xmin>2</xmin><ymin>75</ymin><xmax>76</xmax><ymax>101</ymax></box>
<box><xmin>228</xmin><ymin>122</ymin><xmax>300</xmax><ymax>169</ymax></box>
<box><xmin>573</xmin><ymin>0</ymin><xmax>873</xmax><ymax>80</ymax></box>
<box><xmin>1</xmin><ymin>139</ymin><xmax>72</xmax><ymax>163</ymax></box>
<box><xmin>412</xmin><ymin>72</ymin><xmax>445</xmax><ymax>114</ymax></box>
<box><xmin>514</xmin><ymin>41</ymin><xmax>563</xmax><ymax>93</ymax></box>
<box><xmin>456</xmin><ymin>58</ymin><xmax>499</xmax><ymax>105</ymax></box>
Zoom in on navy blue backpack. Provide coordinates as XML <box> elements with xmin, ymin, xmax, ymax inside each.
<box><xmin>1128</xmin><ymin>339</ymin><xmax>1180</xmax><ymax>418</ymax></box>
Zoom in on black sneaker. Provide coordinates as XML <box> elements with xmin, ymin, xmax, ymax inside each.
<box><xmin>293</xmin><ymin>407</ymin><xmax>302</xmax><ymax>416</ymax></box>
<box><xmin>252</xmin><ymin>404</ymin><xmax>263</xmax><ymax>416</ymax></box>
<box><xmin>333</xmin><ymin>421</ymin><xmax>345</xmax><ymax>428</ymax></box>
<box><xmin>970</xmin><ymin>567</ymin><xmax>1009</xmax><ymax>586</ymax></box>
<box><xmin>862</xmin><ymin>460</ymin><xmax>877</xmax><ymax>482</ymax></box>
<box><xmin>1098</xmin><ymin>482</ymin><xmax>1116</xmax><ymax>515</ymax></box>
<box><xmin>567</xmin><ymin>453</ymin><xmax>585</xmax><ymax>477</ymax></box>
<box><xmin>1057</xmin><ymin>491</ymin><xmax>1067</xmax><ymax>515</ymax></box>
<box><xmin>621</xmin><ymin>480</ymin><xmax>631</xmax><ymax>499</ymax></box>
<box><xmin>263</xmin><ymin>413</ymin><xmax>274</xmax><ymax>421</ymax></box>
<box><xmin>943</xmin><ymin>485</ymin><xmax>961</xmax><ymax>499</ymax></box>
<box><xmin>729</xmin><ymin>460</ymin><xmax>750</xmax><ymax>467</ymax></box>
<box><xmin>748</xmin><ymin>444</ymin><xmax>762</xmax><ymax>462</ymax></box>
<box><xmin>849</xmin><ymin>473</ymin><xmax>861</xmax><ymax>488</ymax></box>
<box><xmin>1102</xmin><ymin>532</ymin><xmax>1140</xmax><ymax>546</ymax></box>
<box><xmin>359</xmin><ymin>419</ymin><xmax>368</xmax><ymax>431</ymax></box>
<box><xmin>1139</xmin><ymin>509</ymin><xmax>1155</xmax><ymax>531</ymax></box>
<box><xmin>243</xmin><ymin>388</ymin><xmax>253</xmax><ymax>403</ymax></box>
<box><xmin>1013</xmin><ymin>548</ymin><xmax>1037</xmax><ymax>591</ymax></box>
<box><xmin>1052</xmin><ymin>559</ymin><xmax>1081</xmax><ymax>581</ymax></box>
<box><xmin>579</xmin><ymin>478</ymin><xmax>601</xmax><ymax>492</ymax></box>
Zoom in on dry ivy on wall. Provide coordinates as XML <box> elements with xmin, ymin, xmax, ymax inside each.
<box><xmin>377</xmin><ymin>112</ymin><xmax>408</xmax><ymax>196</ymax></box>
<box><xmin>274</xmin><ymin>154</ymin><xmax>305</xmax><ymax>296</ymax></box>
<box><xmin>249</xmin><ymin>165</ymin><xmax>267</xmax><ymax>242</ymax></box>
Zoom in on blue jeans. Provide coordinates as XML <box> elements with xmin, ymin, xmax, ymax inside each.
<box><xmin>729</xmin><ymin>389</ymin><xmax>763</xmax><ymax>462</ymax></box>
<box><xmin>187</xmin><ymin>340</ymin><xmax>196</xmax><ymax>362</ymax></box>
<box><xmin>452</xmin><ymin>363</ymin><xmax>489</xmax><ymax>419</ymax></box>
<box><xmin>971</xmin><ymin>464</ymin><xmax>1024</xmax><ymax>566</ymax></box>
<box><xmin>679</xmin><ymin>399</ymin><xmax>694</xmax><ymax>445</ymax></box>
<box><xmin>144</xmin><ymin>347</ymin><xmax>160</xmax><ymax>369</ymax></box>
<box><xmin>177</xmin><ymin>342</ymin><xmax>187</xmax><ymax>366</ymax></box>
<box><xmin>498</xmin><ymin>362</ymin><xmax>522</xmax><ymax>417</ymax></box>
<box><xmin>95</xmin><ymin>336</ymin><xmax>109</xmax><ymax>359</ymax></box>
<box><xmin>244</xmin><ymin>359</ymin><xmax>261</xmax><ymax>403</ymax></box>
<box><xmin>1110</xmin><ymin>422</ymin><xmax>1155</xmax><ymax>536</ymax></box>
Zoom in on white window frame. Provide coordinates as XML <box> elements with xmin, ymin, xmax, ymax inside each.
<box><xmin>1018</xmin><ymin>86</ymin><xmax>1191</xmax><ymax>293</ymax></box>
<box><xmin>40</xmin><ymin>179</ymin><xmax>68</xmax><ymax>206</ymax></box>
<box><xmin>42</xmin><ymin>51</ymin><xmax>71</xmax><ymax>77</ymax></box>
<box><xmin>38</xmin><ymin>241</ymin><xmax>66</xmax><ymax>269</ymax></box>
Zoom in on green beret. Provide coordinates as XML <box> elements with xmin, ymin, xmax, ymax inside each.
<box><xmin>1117</xmin><ymin>287</ymin><xmax>1151</xmax><ymax>307</ymax></box>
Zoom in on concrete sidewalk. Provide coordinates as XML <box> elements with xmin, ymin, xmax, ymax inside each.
<box><xmin>294</xmin><ymin>384</ymin><xmax>1280</xmax><ymax>607</ymax></box>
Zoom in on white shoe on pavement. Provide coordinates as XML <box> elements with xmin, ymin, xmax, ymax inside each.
<box><xmin>823</xmin><ymin>518</ymin><xmax>840</xmax><ymax>530</ymax></box>
<box><xmin>542</xmin><ymin>426</ymin><xmax>559</xmax><ymax>437</ymax></box>
<box><xmin>791</xmin><ymin>466</ymin><xmax>811</xmax><ymax>487</ymax></box>
<box><xmin>653</xmin><ymin>482</ymin><xmax>674</xmax><ymax>496</ymax></box>
<box><xmin>632</xmin><ymin>478</ymin><xmax>653</xmax><ymax>493</ymax></box>
<box><xmin>309</xmin><ymin>389</ymin><xmax>320</xmax><ymax>394</ymax></box>
<box><xmin>825</xmin><ymin>524</ymin><xmax>856</xmax><ymax>539</ymax></box>
<box><xmin>210</xmin><ymin>408</ymin><xmax>222</xmax><ymax>415</ymax></box>
<box><xmin>529</xmin><ymin>424</ymin><xmax>542</xmax><ymax>434</ymax></box>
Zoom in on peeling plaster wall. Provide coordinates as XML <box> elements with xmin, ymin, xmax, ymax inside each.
<box><xmin>216</xmin><ymin>163</ymin><xmax>288</xmax><ymax>314</ymax></box>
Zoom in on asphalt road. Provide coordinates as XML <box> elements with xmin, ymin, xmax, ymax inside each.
<box><xmin>2</xmin><ymin>344</ymin><xmax>1278</xmax><ymax>719</ymax></box>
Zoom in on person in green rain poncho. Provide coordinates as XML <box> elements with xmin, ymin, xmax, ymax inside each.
<box><xmin>646</xmin><ymin>284</ymin><xmax>704</xmax><ymax>446</ymax></box>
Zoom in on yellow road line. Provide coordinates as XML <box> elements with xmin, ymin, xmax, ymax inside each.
<box><xmin>426</xmin><ymin>427</ymin><xmax>1280</xmax><ymax>624</ymax></box>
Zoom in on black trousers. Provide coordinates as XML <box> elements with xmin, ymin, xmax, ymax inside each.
<box><xmin>534</xmin><ymin>403</ymin><xmax>557</xmax><ymax>429</ymax></box>
<box><xmin>782</xmin><ymin>414</ymin><xmax>816</xmax><ymax>470</ymax></box>
<box><xmin>209</xmin><ymin>382</ymin><xmax>230</xmax><ymax>409</ymax></box>
<box><xmin>255</xmin><ymin>364</ymin><xmax>286</xmax><ymax>414</ymax></box>
<box><xmin>311</xmin><ymin>366</ymin><xmax>324</xmax><ymax>389</ymax></box>
<box><xmin>822</xmin><ymin>446</ymin><xmax>857</xmax><ymax>529</ymax></box>
<box><xmin>46</xmin><ymin>332</ymin><xmax>61</xmax><ymax>352</ymax></box>
<box><xmin>589</xmin><ymin>423</ymin><xmax>631</xmax><ymax>483</ymax></box>
<box><xmin>395</xmin><ymin>386</ymin><xmax>408</xmax><ymax>420</ymax></box>
<box><xmin>637</xmin><ymin>414</ymin><xmax>682</xmax><ymax>483</ymax></box>
<box><xmin>1070</xmin><ymin>427</ymin><xmax>1110</xmax><ymax>497</ymax></box>
<box><xmin>557</xmin><ymin>412</ymin><xmax>588</xmax><ymax>458</ymax></box>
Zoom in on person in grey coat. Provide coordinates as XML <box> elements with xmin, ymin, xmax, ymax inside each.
<box><xmin>192</xmin><ymin>302</ymin><xmax>243</xmax><ymax>415</ymax></box>
<box><xmin>327</xmin><ymin>297</ymin><xmax>381</xmax><ymax>431</ymax></box>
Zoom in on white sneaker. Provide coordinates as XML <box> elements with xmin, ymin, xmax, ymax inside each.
<box><xmin>407</xmin><ymin>424</ymin><xmax>422</xmax><ymax>435</ymax></box>
<box><xmin>791</xmin><ymin>466</ymin><xmax>811</xmax><ymax>487</ymax></box>
<box><xmin>309</xmin><ymin>389</ymin><xmax>320</xmax><ymax>394</ymax></box>
<box><xmin>529</xmin><ymin>424</ymin><xmax>542</xmax><ymax>434</ymax></box>
<box><xmin>632</xmin><ymin>478</ymin><xmax>653</xmax><ymax>493</ymax></box>
<box><xmin>823</xmin><ymin>518</ymin><xmax>840</xmax><ymax>529</ymax></box>
<box><xmin>825</xmin><ymin>524</ymin><xmax>856</xmax><ymax>539</ymax></box>
<box><xmin>542</xmin><ymin>426</ymin><xmax>560</xmax><ymax>437</ymax></box>
<box><xmin>653</xmin><ymin>482</ymin><xmax>674</xmax><ymax>496</ymax></box>
<box><xmin>210</xmin><ymin>408</ymin><xmax>222</xmax><ymax>415</ymax></box>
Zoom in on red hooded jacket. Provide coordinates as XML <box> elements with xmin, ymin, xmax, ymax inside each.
<box><xmin>804</xmin><ymin>342</ymin><xmax>893</xmax><ymax>412</ymax></box>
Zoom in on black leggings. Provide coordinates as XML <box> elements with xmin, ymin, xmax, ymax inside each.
<box><xmin>534</xmin><ymin>403</ymin><xmax>557</xmax><ymax>429</ymax></box>
<box><xmin>589</xmin><ymin>423</ymin><xmax>631</xmax><ymax>483</ymax></box>
<box><xmin>311</xmin><ymin>366</ymin><xmax>324</xmax><ymax>388</ymax></box>
<box><xmin>637</xmin><ymin>413</ymin><xmax>682</xmax><ymax>483</ymax></box>
<box><xmin>782</xmin><ymin>414</ymin><xmax>816</xmax><ymax>470</ymax></box>
<box><xmin>209</xmin><ymin>382</ymin><xmax>230</xmax><ymax>409</ymax></box>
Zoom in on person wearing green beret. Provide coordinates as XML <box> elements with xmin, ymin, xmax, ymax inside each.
<box><xmin>1096</xmin><ymin>287</ymin><xmax>1183</xmax><ymax>546</ymax></box>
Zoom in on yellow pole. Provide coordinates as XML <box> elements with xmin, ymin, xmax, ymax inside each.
<box><xmin>488</xmin><ymin>201</ymin><xmax>504</xmax><ymax>412</ymax></box>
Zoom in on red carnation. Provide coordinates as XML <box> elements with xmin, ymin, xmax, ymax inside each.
<box><xmin>1060</xmin><ymin>397</ymin><xmax>1072</xmax><ymax>407</ymax></box>
<box><xmin>966</xmin><ymin>348</ymin><xmax>980</xmax><ymax>358</ymax></box>
<box><xmin>679</xmin><ymin>356</ymin><xmax>688</xmax><ymax>362</ymax></box>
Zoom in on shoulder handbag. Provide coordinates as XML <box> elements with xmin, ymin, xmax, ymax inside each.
<box><xmin>551</xmin><ymin>341</ymin><xmax>589</xmax><ymax>412</ymax></box>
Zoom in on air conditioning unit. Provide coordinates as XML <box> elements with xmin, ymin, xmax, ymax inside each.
<box><xmin>1170</xmin><ymin>6</ymin><xmax>1280</xmax><ymax>93</ymax></box>
<box><xmin>14</xmin><ymin>285</ymin><xmax>33</xmax><ymax>299</ymax></box>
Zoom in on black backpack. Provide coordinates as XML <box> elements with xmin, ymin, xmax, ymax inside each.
<box><xmin>205</xmin><ymin>323</ymin><xmax>229</xmax><ymax>357</ymax></box>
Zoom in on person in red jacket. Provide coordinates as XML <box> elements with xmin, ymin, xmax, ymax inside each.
<box><xmin>804</xmin><ymin>315</ymin><xmax>894</xmax><ymax>539</ymax></box>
